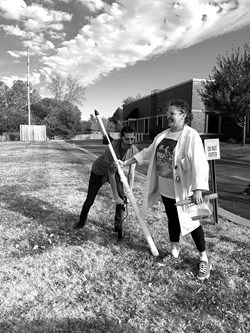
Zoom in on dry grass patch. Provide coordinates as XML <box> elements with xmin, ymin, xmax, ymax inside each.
<box><xmin>0</xmin><ymin>140</ymin><xmax>249</xmax><ymax>333</ymax></box>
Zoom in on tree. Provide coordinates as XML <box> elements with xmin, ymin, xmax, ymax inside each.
<box><xmin>0</xmin><ymin>107</ymin><xmax>27</xmax><ymax>133</ymax></box>
<box><xmin>199</xmin><ymin>44</ymin><xmax>250</xmax><ymax>145</ymax></box>
<box><xmin>0</xmin><ymin>82</ymin><xmax>10</xmax><ymax>107</ymax></box>
<box><xmin>122</xmin><ymin>93</ymin><xmax>142</xmax><ymax>106</ymax></box>
<box><xmin>47</xmin><ymin>72</ymin><xmax>85</xmax><ymax>105</ymax></box>
<box><xmin>31</xmin><ymin>89</ymin><xmax>41</xmax><ymax>105</ymax></box>
<box><xmin>31</xmin><ymin>98</ymin><xmax>58</xmax><ymax>123</ymax></box>
<box><xmin>46</xmin><ymin>72</ymin><xmax>65</xmax><ymax>101</ymax></box>
<box><xmin>64</xmin><ymin>75</ymin><xmax>86</xmax><ymax>105</ymax></box>
<box><xmin>42</xmin><ymin>100</ymin><xmax>82</xmax><ymax>139</ymax></box>
<box><xmin>0</xmin><ymin>82</ymin><xmax>10</xmax><ymax>134</ymax></box>
<box><xmin>108</xmin><ymin>107</ymin><xmax>123</xmax><ymax>131</ymax></box>
<box><xmin>0</xmin><ymin>80</ymin><xmax>41</xmax><ymax>134</ymax></box>
<box><xmin>88</xmin><ymin>113</ymin><xmax>100</xmax><ymax>132</ymax></box>
<box><xmin>57</xmin><ymin>101</ymin><xmax>82</xmax><ymax>136</ymax></box>
<box><xmin>6</xmin><ymin>80</ymin><xmax>29</xmax><ymax>110</ymax></box>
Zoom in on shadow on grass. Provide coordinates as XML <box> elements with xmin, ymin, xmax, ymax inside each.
<box><xmin>1</xmin><ymin>184</ymin><xmax>152</xmax><ymax>256</ymax></box>
<box><xmin>70</xmin><ymin>217</ymin><xmax>153</xmax><ymax>256</ymax></box>
<box><xmin>0</xmin><ymin>185</ymin><xmax>77</xmax><ymax>227</ymax></box>
<box><xmin>0</xmin><ymin>316</ymin><xmax>139</xmax><ymax>333</ymax></box>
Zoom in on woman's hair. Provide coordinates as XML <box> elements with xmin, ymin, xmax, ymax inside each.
<box><xmin>170</xmin><ymin>100</ymin><xmax>193</xmax><ymax>125</ymax></box>
<box><xmin>120</xmin><ymin>125</ymin><xmax>136</xmax><ymax>137</ymax></box>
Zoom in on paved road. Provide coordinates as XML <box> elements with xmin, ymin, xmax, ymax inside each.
<box><xmin>214</xmin><ymin>157</ymin><xmax>250</xmax><ymax>221</ymax></box>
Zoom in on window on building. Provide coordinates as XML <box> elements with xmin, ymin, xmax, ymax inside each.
<box><xmin>144</xmin><ymin>118</ymin><xmax>149</xmax><ymax>133</ymax></box>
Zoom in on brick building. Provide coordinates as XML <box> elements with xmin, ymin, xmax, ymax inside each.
<box><xmin>123</xmin><ymin>78</ymin><xmax>222</xmax><ymax>141</ymax></box>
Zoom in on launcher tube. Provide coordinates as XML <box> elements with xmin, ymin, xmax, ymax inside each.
<box><xmin>94</xmin><ymin>110</ymin><xmax>159</xmax><ymax>256</ymax></box>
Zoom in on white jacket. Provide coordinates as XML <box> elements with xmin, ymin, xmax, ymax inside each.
<box><xmin>134</xmin><ymin>125</ymin><xmax>209</xmax><ymax>236</ymax></box>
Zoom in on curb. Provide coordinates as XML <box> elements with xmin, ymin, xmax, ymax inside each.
<box><xmin>218</xmin><ymin>207</ymin><xmax>250</xmax><ymax>228</ymax></box>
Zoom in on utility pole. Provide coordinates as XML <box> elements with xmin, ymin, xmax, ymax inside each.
<box><xmin>27</xmin><ymin>47</ymin><xmax>31</xmax><ymax>141</ymax></box>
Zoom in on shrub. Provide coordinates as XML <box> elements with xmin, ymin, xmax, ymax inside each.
<box><xmin>4</xmin><ymin>132</ymin><xmax>20</xmax><ymax>141</ymax></box>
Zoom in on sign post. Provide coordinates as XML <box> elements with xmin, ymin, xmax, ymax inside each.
<box><xmin>204</xmin><ymin>139</ymin><xmax>220</xmax><ymax>224</ymax></box>
<box><xmin>94</xmin><ymin>110</ymin><xmax>159</xmax><ymax>257</ymax></box>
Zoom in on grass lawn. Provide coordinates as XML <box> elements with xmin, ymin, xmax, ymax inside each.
<box><xmin>0</xmin><ymin>140</ymin><xmax>249</xmax><ymax>333</ymax></box>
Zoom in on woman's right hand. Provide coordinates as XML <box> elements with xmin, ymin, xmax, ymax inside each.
<box><xmin>116</xmin><ymin>160</ymin><xmax>125</xmax><ymax>168</ymax></box>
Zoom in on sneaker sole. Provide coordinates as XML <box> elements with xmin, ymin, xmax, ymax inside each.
<box><xmin>156</xmin><ymin>255</ymin><xmax>181</xmax><ymax>267</ymax></box>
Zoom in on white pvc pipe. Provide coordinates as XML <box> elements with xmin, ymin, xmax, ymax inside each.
<box><xmin>95</xmin><ymin>110</ymin><xmax>159</xmax><ymax>257</ymax></box>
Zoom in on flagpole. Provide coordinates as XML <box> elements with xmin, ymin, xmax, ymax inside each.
<box><xmin>94</xmin><ymin>110</ymin><xmax>159</xmax><ymax>257</ymax></box>
<box><xmin>27</xmin><ymin>47</ymin><xmax>31</xmax><ymax>141</ymax></box>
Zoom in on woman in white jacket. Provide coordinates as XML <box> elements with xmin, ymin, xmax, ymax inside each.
<box><xmin>119</xmin><ymin>100</ymin><xmax>212</xmax><ymax>281</ymax></box>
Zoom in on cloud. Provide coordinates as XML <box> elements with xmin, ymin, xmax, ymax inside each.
<box><xmin>0</xmin><ymin>0</ymin><xmax>72</xmax><ymax>30</ymax></box>
<box><xmin>31</xmin><ymin>72</ymin><xmax>42</xmax><ymax>85</ymax></box>
<box><xmin>23</xmin><ymin>4</ymin><xmax>72</xmax><ymax>31</ymax></box>
<box><xmin>1</xmin><ymin>0</ymin><xmax>250</xmax><ymax>90</ymax></box>
<box><xmin>0</xmin><ymin>75</ymin><xmax>26</xmax><ymax>87</ymax></box>
<box><xmin>0</xmin><ymin>72</ymin><xmax>41</xmax><ymax>88</ymax></box>
<box><xmin>0</xmin><ymin>0</ymin><xmax>27</xmax><ymax>20</ymax></box>
<box><xmin>23</xmin><ymin>36</ymin><xmax>55</xmax><ymax>55</ymax></box>
<box><xmin>46</xmin><ymin>30</ymin><xmax>67</xmax><ymax>40</ymax></box>
<box><xmin>0</xmin><ymin>24</ymin><xmax>26</xmax><ymax>37</ymax></box>
<box><xmin>42</xmin><ymin>0</ymin><xmax>250</xmax><ymax>86</ymax></box>
<box><xmin>77</xmin><ymin>0</ymin><xmax>106</xmax><ymax>12</ymax></box>
<box><xmin>0</xmin><ymin>0</ymin><xmax>71</xmax><ymax>66</ymax></box>
<box><xmin>7</xmin><ymin>50</ymin><xmax>26</xmax><ymax>58</ymax></box>
<box><xmin>2</xmin><ymin>28</ymin><xmax>55</xmax><ymax>58</ymax></box>
<box><xmin>59</xmin><ymin>0</ymin><xmax>106</xmax><ymax>12</ymax></box>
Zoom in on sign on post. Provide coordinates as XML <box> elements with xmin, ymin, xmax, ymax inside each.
<box><xmin>204</xmin><ymin>138</ymin><xmax>220</xmax><ymax>160</ymax></box>
<box><xmin>204</xmin><ymin>139</ymin><xmax>220</xmax><ymax>224</ymax></box>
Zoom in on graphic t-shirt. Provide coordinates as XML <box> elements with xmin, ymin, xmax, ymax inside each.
<box><xmin>156</xmin><ymin>130</ymin><xmax>182</xmax><ymax>198</ymax></box>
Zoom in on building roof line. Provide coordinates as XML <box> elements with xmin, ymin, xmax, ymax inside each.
<box><xmin>155</xmin><ymin>78</ymin><xmax>206</xmax><ymax>96</ymax></box>
<box><xmin>124</xmin><ymin>78</ymin><xmax>206</xmax><ymax>105</ymax></box>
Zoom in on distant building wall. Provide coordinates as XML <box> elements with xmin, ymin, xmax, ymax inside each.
<box><xmin>71</xmin><ymin>132</ymin><xmax>120</xmax><ymax>140</ymax></box>
<box><xmin>20</xmin><ymin>125</ymin><xmax>47</xmax><ymax>141</ymax></box>
<box><xmin>123</xmin><ymin>78</ymin><xmax>212</xmax><ymax>139</ymax></box>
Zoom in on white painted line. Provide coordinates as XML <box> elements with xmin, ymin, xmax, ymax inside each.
<box><xmin>232</xmin><ymin>175</ymin><xmax>250</xmax><ymax>182</ymax></box>
<box><xmin>75</xmin><ymin>146</ymin><xmax>98</xmax><ymax>158</ymax></box>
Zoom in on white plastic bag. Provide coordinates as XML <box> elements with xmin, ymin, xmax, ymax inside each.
<box><xmin>184</xmin><ymin>201</ymin><xmax>212</xmax><ymax>221</ymax></box>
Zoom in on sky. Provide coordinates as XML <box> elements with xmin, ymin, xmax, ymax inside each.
<box><xmin>1</xmin><ymin>0</ymin><xmax>250</xmax><ymax>121</ymax></box>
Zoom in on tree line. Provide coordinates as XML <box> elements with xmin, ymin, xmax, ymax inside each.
<box><xmin>0</xmin><ymin>71</ymin><xmax>124</xmax><ymax>140</ymax></box>
<box><xmin>0</xmin><ymin>73</ymin><xmax>85</xmax><ymax>139</ymax></box>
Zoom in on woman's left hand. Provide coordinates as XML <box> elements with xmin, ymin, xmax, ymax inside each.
<box><xmin>193</xmin><ymin>190</ymin><xmax>203</xmax><ymax>205</ymax></box>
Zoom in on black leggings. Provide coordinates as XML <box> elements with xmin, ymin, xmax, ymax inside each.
<box><xmin>161</xmin><ymin>196</ymin><xmax>206</xmax><ymax>252</ymax></box>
